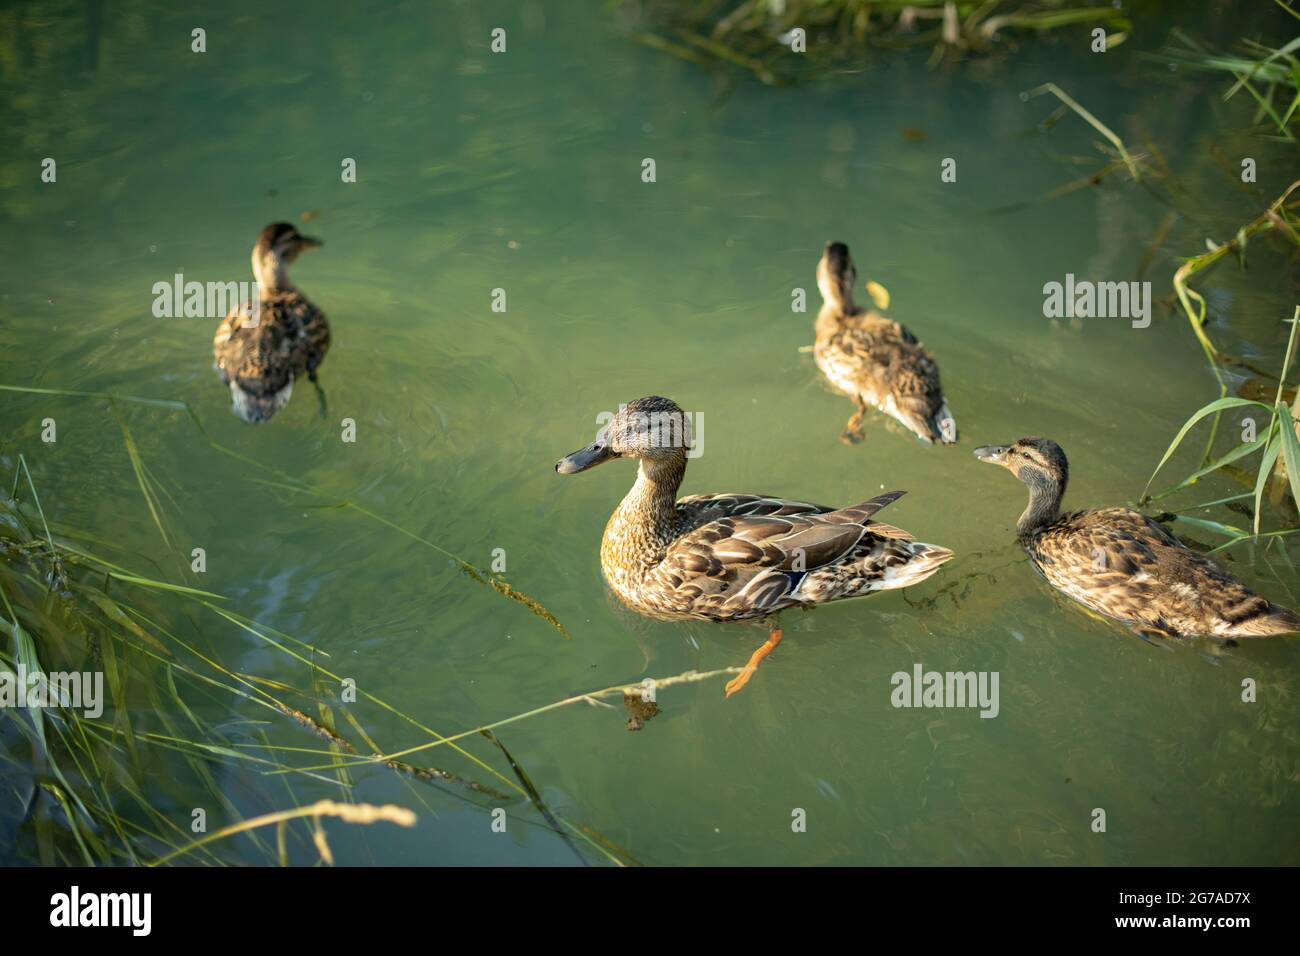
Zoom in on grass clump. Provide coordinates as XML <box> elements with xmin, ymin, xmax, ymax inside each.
<box><xmin>1145</xmin><ymin>305</ymin><xmax>1300</xmax><ymax>550</ymax></box>
<box><xmin>1153</xmin><ymin>2</ymin><xmax>1300</xmax><ymax>141</ymax></box>
<box><xmin>0</xmin><ymin>388</ymin><xmax>739</xmax><ymax>865</ymax></box>
<box><xmin>619</xmin><ymin>0</ymin><xmax>1132</xmax><ymax>82</ymax></box>
<box><xmin>0</xmin><ymin>445</ymin><xmax>606</xmax><ymax>865</ymax></box>
<box><xmin>1141</xmin><ymin>181</ymin><xmax>1300</xmax><ymax>550</ymax></box>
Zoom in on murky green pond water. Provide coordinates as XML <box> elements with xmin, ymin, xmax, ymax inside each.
<box><xmin>2</xmin><ymin>1</ymin><xmax>1298</xmax><ymax>865</ymax></box>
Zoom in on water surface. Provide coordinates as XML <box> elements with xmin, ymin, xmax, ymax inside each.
<box><xmin>2</xmin><ymin>0</ymin><xmax>1298</xmax><ymax>865</ymax></box>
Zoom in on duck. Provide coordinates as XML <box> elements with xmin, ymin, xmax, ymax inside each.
<box><xmin>212</xmin><ymin>222</ymin><xmax>328</xmax><ymax>423</ymax></box>
<box><xmin>975</xmin><ymin>437</ymin><xmax>1300</xmax><ymax>638</ymax></box>
<box><xmin>555</xmin><ymin>396</ymin><xmax>955</xmax><ymax>695</ymax></box>
<box><xmin>814</xmin><ymin>241</ymin><xmax>956</xmax><ymax>445</ymax></box>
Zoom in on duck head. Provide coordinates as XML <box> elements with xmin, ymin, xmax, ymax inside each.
<box><xmin>555</xmin><ymin>396</ymin><xmax>692</xmax><ymax>475</ymax></box>
<box><xmin>816</xmin><ymin>241</ymin><xmax>857</xmax><ymax>311</ymax></box>
<box><xmin>974</xmin><ymin>438</ymin><xmax>1068</xmax><ymax>483</ymax></box>
<box><xmin>252</xmin><ymin>222</ymin><xmax>323</xmax><ymax>294</ymax></box>
<box><xmin>975</xmin><ymin>438</ymin><xmax>1069</xmax><ymax>534</ymax></box>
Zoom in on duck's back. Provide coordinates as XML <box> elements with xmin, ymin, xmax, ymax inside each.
<box><xmin>604</xmin><ymin>491</ymin><xmax>950</xmax><ymax>622</ymax></box>
<box><xmin>1027</xmin><ymin>508</ymin><xmax>1300</xmax><ymax>637</ymax></box>
<box><xmin>213</xmin><ymin>292</ymin><xmax>329</xmax><ymax>422</ymax></box>
<box><xmin>599</xmin><ymin>493</ymin><xmax>836</xmax><ymax>621</ymax></box>
<box><xmin>814</xmin><ymin>309</ymin><xmax>948</xmax><ymax>441</ymax></box>
<box><xmin>677</xmin><ymin>492</ymin><xmax>834</xmax><ymax>528</ymax></box>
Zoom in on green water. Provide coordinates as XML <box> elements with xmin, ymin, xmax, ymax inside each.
<box><xmin>2</xmin><ymin>1</ymin><xmax>1299</xmax><ymax>865</ymax></box>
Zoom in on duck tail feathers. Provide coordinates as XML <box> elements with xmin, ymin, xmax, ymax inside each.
<box><xmin>932</xmin><ymin>402</ymin><xmax>957</xmax><ymax>444</ymax></box>
<box><xmin>876</xmin><ymin>542</ymin><xmax>955</xmax><ymax>591</ymax></box>
<box><xmin>1224</xmin><ymin>602</ymin><xmax>1300</xmax><ymax>637</ymax></box>
<box><xmin>894</xmin><ymin>398</ymin><xmax>955</xmax><ymax>445</ymax></box>
<box><xmin>229</xmin><ymin>379</ymin><xmax>292</xmax><ymax>423</ymax></box>
<box><xmin>827</xmin><ymin>491</ymin><xmax>906</xmax><ymax>525</ymax></box>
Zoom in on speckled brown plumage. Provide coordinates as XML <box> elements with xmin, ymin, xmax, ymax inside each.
<box><xmin>558</xmin><ymin>397</ymin><xmax>954</xmax><ymax>624</ymax></box>
<box><xmin>212</xmin><ymin>223</ymin><xmax>327</xmax><ymax>423</ymax></box>
<box><xmin>814</xmin><ymin>241</ymin><xmax>955</xmax><ymax>444</ymax></box>
<box><xmin>977</xmin><ymin>437</ymin><xmax>1300</xmax><ymax>639</ymax></box>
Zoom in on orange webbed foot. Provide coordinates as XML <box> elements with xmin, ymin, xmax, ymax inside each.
<box><xmin>724</xmin><ymin>628</ymin><xmax>784</xmax><ymax>698</ymax></box>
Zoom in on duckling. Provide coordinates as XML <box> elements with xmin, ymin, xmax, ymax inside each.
<box><xmin>212</xmin><ymin>223</ymin><xmax>328</xmax><ymax>423</ymax></box>
<box><xmin>814</xmin><ymin>241</ymin><xmax>956</xmax><ymax>445</ymax></box>
<box><xmin>976</xmin><ymin>437</ymin><xmax>1300</xmax><ymax>638</ymax></box>
<box><xmin>556</xmin><ymin>396</ymin><xmax>955</xmax><ymax>695</ymax></box>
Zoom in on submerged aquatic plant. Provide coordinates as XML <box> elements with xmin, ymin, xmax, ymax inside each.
<box><xmin>1022</xmin><ymin>82</ymin><xmax>1141</xmax><ymax>181</ymax></box>
<box><xmin>0</xmin><ymin>433</ymin><xmax>633</xmax><ymax>866</ymax></box>
<box><xmin>0</xmin><ymin>384</ymin><xmax>568</xmax><ymax>638</ymax></box>
<box><xmin>0</xmin><ymin>454</ymin><xmax>488</xmax><ymax>864</ymax></box>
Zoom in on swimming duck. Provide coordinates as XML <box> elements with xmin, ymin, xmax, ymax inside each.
<box><xmin>814</xmin><ymin>241</ymin><xmax>956</xmax><ymax>445</ymax></box>
<box><xmin>555</xmin><ymin>396</ymin><xmax>955</xmax><ymax>695</ymax></box>
<box><xmin>975</xmin><ymin>437</ymin><xmax>1300</xmax><ymax>638</ymax></box>
<box><xmin>212</xmin><ymin>222</ymin><xmax>328</xmax><ymax>423</ymax></box>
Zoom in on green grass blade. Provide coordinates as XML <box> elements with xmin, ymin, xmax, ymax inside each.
<box><xmin>1252</xmin><ymin>432</ymin><xmax>1284</xmax><ymax>535</ymax></box>
<box><xmin>1278</xmin><ymin>404</ymin><xmax>1300</xmax><ymax>510</ymax></box>
<box><xmin>1142</xmin><ymin>396</ymin><xmax>1272</xmax><ymax>498</ymax></box>
<box><xmin>112</xmin><ymin>407</ymin><xmax>172</xmax><ymax>549</ymax></box>
<box><xmin>1148</xmin><ymin>437</ymin><xmax>1268</xmax><ymax>500</ymax></box>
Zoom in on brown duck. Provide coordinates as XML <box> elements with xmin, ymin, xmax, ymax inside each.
<box><xmin>976</xmin><ymin>437</ymin><xmax>1300</xmax><ymax>638</ymax></box>
<box><xmin>212</xmin><ymin>223</ymin><xmax>328</xmax><ymax>422</ymax></box>
<box><xmin>556</xmin><ymin>396</ymin><xmax>955</xmax><ymax>695</ymax></box>
<box><xmin>814</xmin><ymin>241</ymin><xmax>956</xmax><ymax>444</ymax></box>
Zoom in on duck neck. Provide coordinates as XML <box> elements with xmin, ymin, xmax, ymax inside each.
<box><xmin>605</xmin><ymin>454</ymin><xmax>687</xmax><ymax>563</ymax></box>
<box><xmin>1018</xmin><ymin>469</ymin><xmax>1064</xmax><ymax>537</ymax></box>
<box><xmin>816</xmin><ymin>292</ymin><xmax>861</xmax><ymax>331</ymax></box>
<box><xmin>253</xmin><ymin>253</ymin><xmax>294</xmax><ymax>297</ymax></box>
<box><xmin>817</xmin><ymin>274</ymin><xmax>856</xmax><ymax>316</ymax></box>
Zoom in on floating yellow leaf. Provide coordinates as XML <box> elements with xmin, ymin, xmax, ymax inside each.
<box><xmin>866</xmin><ymin>280</ymin><xmax>891</xmax><ymax>310</ymax></box>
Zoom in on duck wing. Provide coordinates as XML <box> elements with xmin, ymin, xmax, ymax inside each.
<box><xmin>657</xmin><ymin>492</ymin><xmax>951</xmax><ymax>620</ymax></box>
<box><xmin>1029</xmin><ymin>508</ymin><xmax>1300</xmax><ymax>638</ymax></box>
<box><xmin>677</xmin><ymin>489</ymin><xmax>912</xmax><ymax>523</ymax></box>
<box><xmin>213</xmin><ymin>293</ymin><xmax>328</xmax><ymax>422</ymax></box>
<box><xmin>214</xmin><ymin>295</ymin><xmax>327</xmax><ymax>381</ymax></box>
<box><xmin>677</xmin><ymin>493</ymin><xmax>834</xmax><ymax>526</ymax></box>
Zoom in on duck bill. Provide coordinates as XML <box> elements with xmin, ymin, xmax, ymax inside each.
<box><xmin>555</xmin><ymin>442</ymin><xmax>615</xmax><ymax>475</ymax></box>
<box><xmin>299</xmin><ymin>235</ymin><xmax>323</xmax><ymax>250</ymax></box>
<box><xmin>973</xmin><ymin>444</ymin><xmax>1009</xmax><ymax>465</ymax></box>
